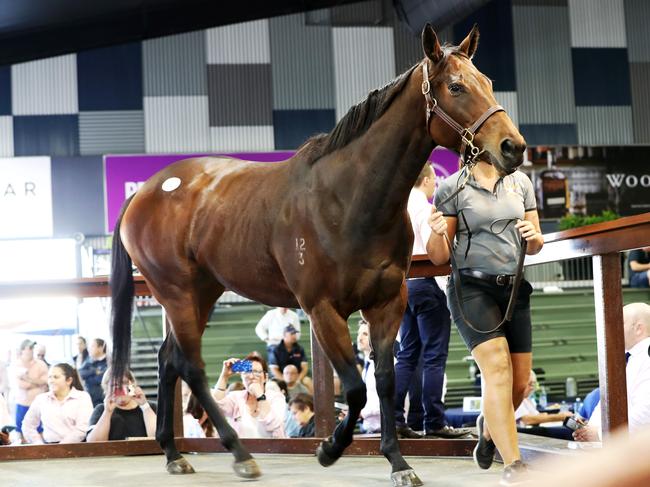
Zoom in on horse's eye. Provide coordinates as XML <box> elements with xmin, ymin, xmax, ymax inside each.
<box><xmin>448</xmin><ymin>83</ymin><xmax>463</xmax><ymax>95</ymax></box>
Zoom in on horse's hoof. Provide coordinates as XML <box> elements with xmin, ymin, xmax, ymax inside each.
<box><xmin>391</xmin><ymin>469</ymin><xmax>423</xmax><ymax>487</ymax></box>
<box><xmin>166</xmin><ymin>457</ymin><xmax>195</xmax><ymax>474</ymax></box>
<box><xmin>316</xmin><ymin>437</ymin><xmax>340</xmax><ymax>467</ymax></box>
<box><xmin>233</xmin><ymin>458</ymin><xmax>262</xmax><ymax>479</ymax></box>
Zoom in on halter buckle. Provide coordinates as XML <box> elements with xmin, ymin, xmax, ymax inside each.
<box><xmin>460</xmin><ymin>129</ymin><xmax>474</xmax><ymax>145</ymax></box>
<box><xmin>421</xmin><ymin>79</ymin><xmax>430</xmax><ymax>95</ymax></box>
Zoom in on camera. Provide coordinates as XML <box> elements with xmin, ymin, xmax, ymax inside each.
<box><xmin>231</xmin><ymin>359</ymin><xmax>253</xmax><ymax>373</ymax></box>
<box><xmin>563</xmin><ymin>415</ymin><xmax>584</xmax><ymax>431</ymax></box>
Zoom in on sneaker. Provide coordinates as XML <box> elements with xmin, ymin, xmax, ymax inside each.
<box><xmin>396</xmin><ymin>425</ymin><xmax>423</xmax><ymax>439</ymax></box>
<box><xmin>473</xmin><ymin>414</ymin><xmax>496</xmax><ymax>470</ymax></box>
<box><xmin>424</xmin><ymin>425</ymin><xmax>472</xmax><ymax>438</ymax></box>
<box><xmin>500</xmin><ymin>460</ymin><xmax>530</xmax><ymax>486</ymax></box>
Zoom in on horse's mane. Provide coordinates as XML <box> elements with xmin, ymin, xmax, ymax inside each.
<box><xmin>296</xmin><ymin>64</ymin><xmax>419</xmax><ymax>164</ymax></box>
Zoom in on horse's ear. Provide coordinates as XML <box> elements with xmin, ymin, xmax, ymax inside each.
<box><xmin>459</xmin><ymin>24</ymin><xmax>480</xmax><ymax>59</ymax></box>
<box><xmin>422</xmin><ymin>23</ymin><xmax>443</xmax><ymax>64</ymax></box>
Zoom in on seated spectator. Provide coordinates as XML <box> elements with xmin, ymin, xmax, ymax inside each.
<box><xmin>0</xmin><ymin>392</ymin><xmax>12</xmax><ymax>445</ymax></box>
<box><xmin>269</xmin><ymin>325</ymin><xmax>313</xmax><ymax>393</ymax></box>
<box><xmin>0</xmin><ymin>349</ymin><xmax>9</xmax><ymax>400</ymax></box>
<box><xmin>73</xmin><ymin>336</ymin><xmax>89</xmax><ymax>371</ymax></box>
<box><xmin>86</xmin><ymin>369</ymin><xmax>156</xmax><ymax>441</ymax></box>
<box><xmin>515</xmin><ymin>370</ymin><xmax>572</xmax><ymax>427</ymax></box>
<box><xmin>78</xmin><ymin>338</ymin><xmax>108</xmax><ymax>407</ymax></box>
<box><xmin>357</xmin><ymin>322</ymin><xmax>380</xmax><ymax>433</ymax></box>
<box><xmin>289</xmin><ymin>393</ymin><xmax>315</xmax><ymax>437</ymax></box>
<box><xmin>282</xmin><ymin>365</ymin><xmax>309</xmax><ymax>400</ymax></box>
<box><xmin>628</xmin><ymin>247</ymin><xmax>650</xmax><ymax>288</ymax></box>
<box><xmin>267</xmin><ymin>377</ymin><xmax>300</xmax><ymax>437</ymax></box>
<box><xmin>180</xmin><ymin>381</ymin><xmax>215</xmax><ymax>439</ymax></box>
<box><xmin>577</xmin><ymin>388</ymin><xmax>600</xmax><ymax>421</ymax></box>
<box><xmin>212</xmin><ymin>353</ymin><xmax>286</xmax><ymax>438</ymax></box>
<box><xmin>22</xmin><ymin>363</ymin><xmax>93</xmax><ymax>444</ymax></box>
<box><xmin>574</xmin><ymin>303</ymin><xmax>650</xmax><ymax>442</ymax></box>
<box><xmin>255</xmin><ymin>307</ymin><xmax>301</xmax><ymax>361</ymax></box>
<box><xmin>14</xmin><ymin>339</ymin><xmax>48</xmax><ymax>441</ymax></box>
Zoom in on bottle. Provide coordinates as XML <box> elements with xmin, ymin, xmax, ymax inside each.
<box><xmin>560</xmin><ymin>400</ymin><xmax>570</xmax><ymax>413</ymax></box>
<box><xmin>538</xmin><ymin>385</ymin><xmax>548</xmax><ymax>409</ymax></box>
<box><xmin>468</xmin><ymin>362</ymin><xmax>477</xmax><ymax>380</ymax></box>
<box><xmin>565</xmin><ymin>377</ymin><xmax>577</xmax><ymax>399</ymax></box>
<box><xmin>573</xmin><ymin>397</ymin><xmax>582</xmax><ymax>416</ymax></box>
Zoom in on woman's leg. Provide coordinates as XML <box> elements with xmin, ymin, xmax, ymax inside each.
<box><xmin>511</xmin><ymin>352</ymin><xmax>533</xmax><ymax>409</ymax></box>
<box><xmin>472</xmin><ymin>337</ymin><xmax>520</xmax><ymax>465</ymax></box>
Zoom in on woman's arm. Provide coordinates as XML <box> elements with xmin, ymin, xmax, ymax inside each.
<box><xmin>515</xmin><ymin>210</ymin><xmax>544</xmax><ymax>255</ymax></box>
<box><xmin>426</xmin><ymin>210</ymin><xmax>457</xmax><ymax>265</ymax></box>
<box><xmin>140</xmin><ymin>403</ymin><xmax>157</xmax><ymax>437</ymax></box>
<box><xmin>630</xmin><ymin>260</ymin><xmax>650</xmax><ymax>272</ymax></box>
<box><xmin>21</xmin><ymin>397</ymin><xmax>44</xmax><ymax>444</ymax></box>
<box><xmin>86</xmin><ymin>401</ymin><xmax>113</xmax><ymax>442</ymax></box>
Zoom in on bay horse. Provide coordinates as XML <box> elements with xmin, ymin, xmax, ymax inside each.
<box><xmin>110</xmin><ymin>24</ymin><xmax>525</xmax><ymax>486</ymax></box>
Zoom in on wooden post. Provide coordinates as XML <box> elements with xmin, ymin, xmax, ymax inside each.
<box><xmin>592</xmin><ymin>253</ymin><xmax>628</xmax><ymax>437</ymax></box>
<box><xmin>310</xmin><ymin>324</ymin><xmax>335</xmax><ymax>437</ymax></box>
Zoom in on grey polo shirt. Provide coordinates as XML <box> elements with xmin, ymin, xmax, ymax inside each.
<box><xmin>434</xmin><ymin>168</ymin><xmax>537</xmax><ymax>275</ymax></box>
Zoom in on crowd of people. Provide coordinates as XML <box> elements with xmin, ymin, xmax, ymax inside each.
<box><xmin>0</xmin><ymin>337</ymin><xmax>158</xmax><ymax>445</ymax></box>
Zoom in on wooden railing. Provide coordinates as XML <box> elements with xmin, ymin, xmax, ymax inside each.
<box><xmin>0</xmin><ymin>212</ymin><xmax>648</xmax><ymax>460</ymax></box>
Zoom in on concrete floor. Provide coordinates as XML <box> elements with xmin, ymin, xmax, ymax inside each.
<box><xmin>1</xmin><ymin>453</ymin><xmax>504</xmax><ymax>487</ymax></box>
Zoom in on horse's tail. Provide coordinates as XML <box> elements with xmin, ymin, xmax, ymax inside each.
<box><xmin>110</xmin><ymin>196</ymin><xmax>135</xmax><ymax>389</ymax></box>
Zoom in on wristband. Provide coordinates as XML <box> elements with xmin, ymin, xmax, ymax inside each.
<box><xmin>256</xmin><ymin>394</ymin><xmax>267</xmax><ymax>402</ymax></box>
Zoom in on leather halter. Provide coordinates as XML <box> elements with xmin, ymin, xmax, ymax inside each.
<box><xmin>421</xmin><ymin>61</ymin><xmax>505</xmax><ymax>166</ymax></box>
<box><xmin>420</xmin><ymin>60</ymin><xmax>528</xmax><ymax>335</ymax></box>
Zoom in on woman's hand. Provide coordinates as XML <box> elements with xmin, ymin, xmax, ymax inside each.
<box><xmin>515</xmin><ymin>219</ymin><xmax>539</xmax><ymax>241</ymax></box>
<box><xmin>248</xmin><ymin>382</ymin><xmax>264</xmax><ymax>398</ymax></box>
<box><xmin>221</xmin><ymin>358</ymin><xmax>238</xmax><ymax>380</ymax></box>
<box><xmin>428</xmin><ymin>207</ymin><xmax>448</xmax><ymax>236</ymax></box>
<box><xmin>132</xmin><ymin>386</ymin><xmax>147</xmax><ymax>406</ymax></box>
<box><xmin>104</xmin><ymin>394</ymin><xmax>117</xmax><ymax>414</ymax></box>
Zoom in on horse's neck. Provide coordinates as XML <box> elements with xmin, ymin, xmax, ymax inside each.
<box><xmin>347</xmin><ymin>83</ymin><xmax>435</xmax><ymax>229</ymax></box>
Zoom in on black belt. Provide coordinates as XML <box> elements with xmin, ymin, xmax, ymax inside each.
<box><xmin>459</xmin><ymin>269</ymin><xmax>515</xmax><ymax>287</ymax></box>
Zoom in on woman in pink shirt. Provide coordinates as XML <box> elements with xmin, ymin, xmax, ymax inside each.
<box><xmin>13</xmin><ymin>339</ymin><xmax>48</xmax><ymax>438</ymax></box>
<box><xmin>22</xmin><ymin>363</ymin><xmax>93</xmax><ymax>444</ymax></box>
<box><xmin>212</xmin><ymin>353</ymin><xmax>286</xmax><ymax>438</ymax></box>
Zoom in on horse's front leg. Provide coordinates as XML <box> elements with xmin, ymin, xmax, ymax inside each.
<box><xmin>363</xmin><ymin>284</ymin><xmax>423</xmax><ymax>487</ymax></box>
<box><xmin>307</xmin><ymin>301</ymin><xmax>366</xmax><ymax>466</ymax></box>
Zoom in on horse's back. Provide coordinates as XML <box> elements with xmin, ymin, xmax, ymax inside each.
<box><xmin>120</xmin><ymin>156</ymin><xmax>299</xmax><ymax>304</ymax></box>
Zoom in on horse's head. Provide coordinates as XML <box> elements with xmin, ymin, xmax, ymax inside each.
<box><xmin>420</xmin><ymin>24</ymin><xmax>526</xmax><ymax>175</ymax></box>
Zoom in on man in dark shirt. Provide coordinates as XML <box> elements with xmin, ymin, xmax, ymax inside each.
<box><xmin>629</xmin><ymin>247</ymin><xmax>650</xmax><ymax>288</ymax></box>
<box><xmin>289</xmin><ymin>393</ymin><xmax>315</xmax><ymax>438</ymax></box>
<box><xmin>269</xmin><ymin>325</ymin><xmax>311</xmax><ymax>389</ymax></box>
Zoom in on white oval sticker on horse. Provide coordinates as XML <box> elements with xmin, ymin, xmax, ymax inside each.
<box><xmin>162</xmin><ymin>177</ymin><xmax>181</xmax><ymax>192</ymax></box>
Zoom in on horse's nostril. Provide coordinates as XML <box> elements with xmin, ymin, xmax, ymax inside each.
<box><xmin>501</xmin><ymin>138</ymin><xmax>515</xmax><ymax>155</ymax></box>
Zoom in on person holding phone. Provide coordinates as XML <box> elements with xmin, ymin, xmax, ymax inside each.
<box><xmin>21</xmin><ymin>363</ymin><xmax>93</xmax><ymax>444</ymax></box>
<box><xmin>212</xmin><ymin>353</ymin><xmax>286</xmax><ymax>438</ymax></box>
<box><xmin>86</xmin><ymin>368</ymin><xmax>156</xmax><ymax>441</ymax></box>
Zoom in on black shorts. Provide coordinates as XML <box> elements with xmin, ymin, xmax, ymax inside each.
<box><xmin>446</xmin><ymin>274</ymin><xmax>533</xmax><ymax>353</ymax></box>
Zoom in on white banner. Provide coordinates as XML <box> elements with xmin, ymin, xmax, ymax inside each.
<box><xmin>0</xmin><ymin>156</ymin><xmax>53</xmax><ymax>238</ymax></box>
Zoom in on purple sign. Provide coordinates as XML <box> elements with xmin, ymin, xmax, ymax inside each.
<box><xmin>104</xmin><ymin>148</ymin><xmax>460</xmax><ymax>232</ymax></box>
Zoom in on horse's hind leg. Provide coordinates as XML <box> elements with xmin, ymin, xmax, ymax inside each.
<box><xmin>307</xmin><ymin>301</ymin><xmax>366</xmax><ymax>466</ymax></box>
<box><xmin>156</xmin><ymin>336</ymin><xmax>193</xmax><ymax>474</ymax></box>
<box><xmin>363</xmin><ymin>286</ymin><xmax>422</xmax><ymax>487</ymax></box>
<box><xmin>155</xmin><ymin>282</ymin><xmax>259</xmax><ymax>478</ymax></box>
